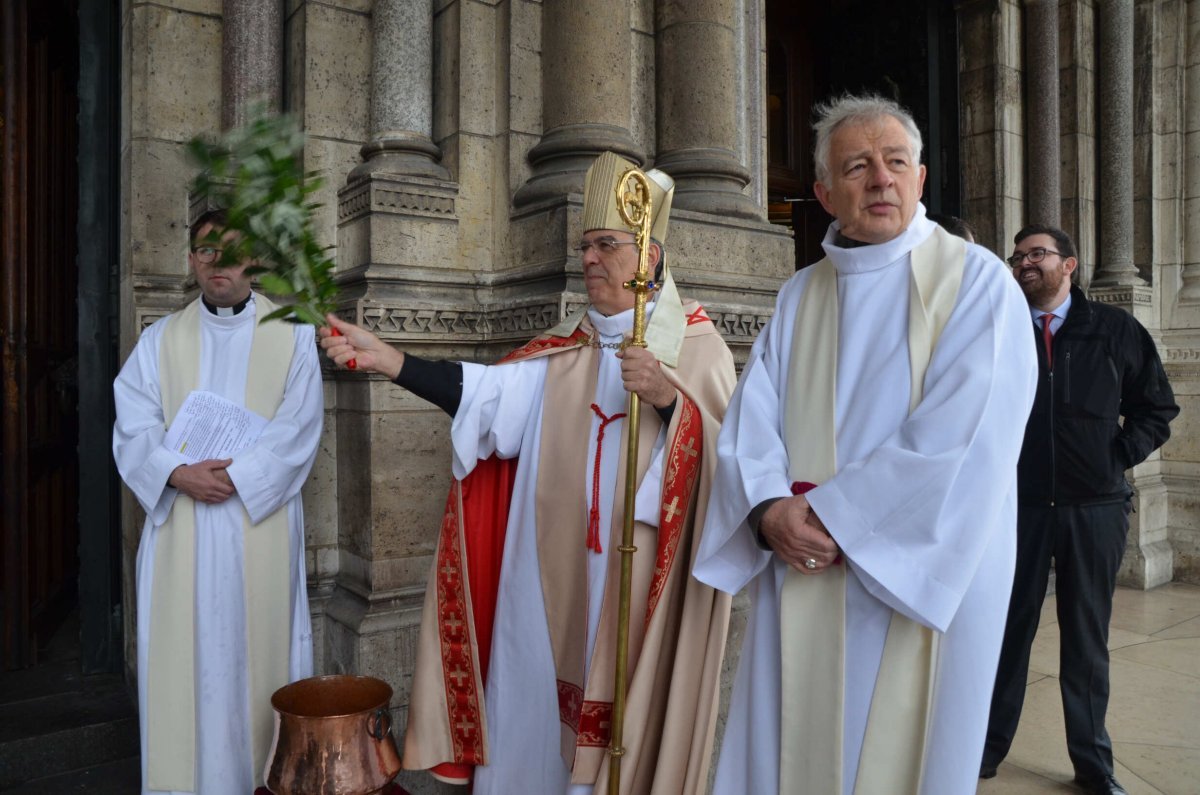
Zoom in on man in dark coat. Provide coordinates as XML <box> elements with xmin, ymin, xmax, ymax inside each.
<box><xmin>982</xmin><ymin>224</ymin><xmax>1179</xmax><ymax>795</ymax></box>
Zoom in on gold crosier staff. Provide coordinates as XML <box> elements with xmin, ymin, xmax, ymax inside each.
<box><xmin>607</xmin><ymin>167</ymin><xmax>655</xmax><ymax>795</ymax></box>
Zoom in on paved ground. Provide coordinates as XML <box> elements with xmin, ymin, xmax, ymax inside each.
<box><xmin>978</xmin><ymin>582</ymin><xmax>1200</xmax><ymax>795</ymax></box>
<box><xmin>7</xmin><ymin>584</ymin><xmax>1195</xmax><ymax>793</ymax></box>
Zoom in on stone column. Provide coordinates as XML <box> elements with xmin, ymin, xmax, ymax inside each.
<box><xmin>654</xmin><ymin>0</ymin><xmax>759</xmax><ymax>219</ymax></box>
<box><xmin>1092</xmin><ymin>0</ymin><xmax>1164</xmax><ymax>589</ymax></box>
<box><xmin>348</xmin><ymin>0</ymin><xmax>449</xmax><ymax>181</ymax></box>
<box><xmin>1058</xmin><ymin>0</ymin><xmax>1098</xmax><ymax>286</ymax></box>
<box><xmin>323</xmin><ymin>0</ymin><xmax>461</xmax><ymax>740</ymax></box>
<box><xmin>1092</xmin><ymin>0</ymin><xmax>1143</xmax><ymax>288</ymax></box>
<box><xmin>336</xmin><ymin>0</ymin><xmax>458</xmax><ymax>282</ymax></box>
<box><xmin>1180</xmin><ymin>1</ymin><xmax>1200</xmax><ymax>302</ymax></box>
<box><xmin>1023</xmin><ymin>0</ymin><xmax>1060</xmax><ymax>226</ymax></box>
<box><xmin>513</xmin><ymin>0</ymin><xmax>640</xmax><ymax>206</ymax></box>
<box><xmin>222</xmin><ymin>0</ymin><xmax>283</xmax><ymax>129</ymax></box>
<box><xmin>199</xmin><ymin>0</ymin><xmax>283</xmax><ymax>227</ymax></box>
<box><xmin>957</xmin><ymin>0</ymin><xmax>1025</xmax><ymax>253</ymax></box>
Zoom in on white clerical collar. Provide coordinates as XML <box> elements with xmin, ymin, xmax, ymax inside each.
<box><xmin>820</xmin><ymin>203</ymin><xmax>935</xmax><ymax>275</ymax></box>
<box><xmin>202</xmin><ymin>293</ymin><xmax>253</xmax><ymax>317</ymax></box>
<box><xmin>588</xmin><ymin>302</ymin><xmax>656</xmax><ymax>340</ymax></box>
<box><xmin>200</xmin><ymin>293</ymin><xmax>256</xmax><ymax>326</ymax></box>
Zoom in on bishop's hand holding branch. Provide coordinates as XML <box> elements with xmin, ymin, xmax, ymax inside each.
<box><xmin>320</xmin><ymin>314</ymin><xmax>405</xmax><ymax>379</ymax></box>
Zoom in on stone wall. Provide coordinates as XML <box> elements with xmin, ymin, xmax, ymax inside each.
<box><xmin>117</xmin><ymin>1</ymin><xmax>1200</xmax><ymax>791</ymax></box>
<box><xmin>98</xmin><ymin>1</ymin><xmax>787</xmax><ymax>783</ymax></box>
<box><xmin>1160</xmin><ymin>0</ymin><xmax>1200</xmax><ymax>584</ymax></box>
<box><xmin>314</xmin><ymin>1</ymin><xmax>791</xmax><ymax>765</ymax></box>
<box><xmin>958</xmin><ymin>0</ymin><xmax>1026</xmax><ymax>255</ymax></box>
<box><xmin>957</xmin><ymin>0</ymin><xmax>1199</xmax><ymax>589</ymax></box>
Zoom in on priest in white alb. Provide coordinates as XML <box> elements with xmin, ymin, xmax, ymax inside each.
<box><xmin>693</xmin><ymin>94</ymin><xmax>1039</xmax><ymax>794</ymax></box>
<box><xmin>320</xmin><ymin>152</ymin><xmax>735</xmax><ymax>794</ymax></box>
<box><xmin>113</xmin><ymin>209</ymin><xmax>323</xmax><ymax>795</ymax></box>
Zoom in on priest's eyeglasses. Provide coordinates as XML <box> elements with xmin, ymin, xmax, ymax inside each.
<box><xmin>574</xmin><ymin>237</ymin><xmax>638</xmax><ymax>255</ymax></box>
<box><xmin>191</xmin><ymin>246</ymin><xmax>223</xmax><ymax>264</ymax></box>
<box><xmin>1006</xmin><ymin>247</ymin><xmax>1064</xmax><ymax>267</ymax></box>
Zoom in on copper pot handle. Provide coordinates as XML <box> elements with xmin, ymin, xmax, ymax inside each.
<box><xmin>367</xmin><ymin>707</ymin><xmax>392</xmax><ymax>740</ymax></box>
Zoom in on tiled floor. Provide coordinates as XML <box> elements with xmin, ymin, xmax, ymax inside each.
<box><xmin>978</xmin><ymin>582</ymin><xmax>1200</xmax><ymax>795</ymax></box>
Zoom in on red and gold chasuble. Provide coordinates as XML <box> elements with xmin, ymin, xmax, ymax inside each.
<box><xmin>403</xmin><ymin>304</ymin><xmax>734</xmax><ymax>794</ymax></box>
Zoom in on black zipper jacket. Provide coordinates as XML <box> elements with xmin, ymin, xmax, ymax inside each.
<box><xmin>1017</xmin><ymin>284</ymin><xmax>1178</xmax><ymax>506</ymax></box>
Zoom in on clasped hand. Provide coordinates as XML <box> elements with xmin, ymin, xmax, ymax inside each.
<box><xmin>169</xmin><ymin>458</ymin><xmax>235</xmax><ymax>504</ymax></box>
<box><xmin>759</xmin><ymin>495</ymin><xmax>840</xmax><ymax>574</ymax></box>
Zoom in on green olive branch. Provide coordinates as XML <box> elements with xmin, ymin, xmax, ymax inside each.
<box><xmin>187</xmin><ymin>105</ymin><xmax>339</xmax><ymax>327</ymax></box>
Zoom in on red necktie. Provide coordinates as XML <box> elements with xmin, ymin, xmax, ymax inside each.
<box><xmin>1041</xmin><ymin>314</ymin><xmax>1055</xmax><ymax>368</ymax></box>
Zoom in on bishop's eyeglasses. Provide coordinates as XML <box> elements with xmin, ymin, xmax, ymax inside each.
<box><xmin>573</xmin><ymin>237</ymin><xmax>639</xmax><ymax>255</ymax></box>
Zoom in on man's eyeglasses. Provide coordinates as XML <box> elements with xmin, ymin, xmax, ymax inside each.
<box><xmin>573</xmin><ymin>237</ymin><xmax>638</xmax><ymax>255</ymax></box>
<box><xmin>1006</xmin><ymin>247</ymin><xmax>1065</xmax><ymax>267</ymax></box>
<box><xmin>191</xmin><ymin>246</ymin><xmax>222</xmax><ymax>264</ymax></box>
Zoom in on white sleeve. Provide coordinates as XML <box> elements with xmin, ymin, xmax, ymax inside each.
<box><xmin>112</xmin><ymin>321</ymin><xmax>189</xmax><ymax>525</ymax></box>
<box><xmin>449</xmin><ymin>358</ymin><xmax>548</xmax><ymax>480</ymax></box>
<box><xmin>225</xmin><ymin>325</ymin><xmax>325</xmax><ymax>525</ymax></box>
<box><xmin>632</xmin><ymin>425</ymin><xmax>669</xmax><ymax>528</ymax></box>
<box><xmin>806</xmin><ymin>260</ymin><xmax>1038</xmax><ymax>632</ymax></box>
<box><xmin>693</xmin><ymin>276</ymin><xmax>806</xmax><ymax>594</ymax></box>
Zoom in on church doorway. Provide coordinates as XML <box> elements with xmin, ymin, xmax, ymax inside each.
<box><xmin>764</xmin><ymin>0</ymin><xmax>963</xmax><ymax>267</ymax></box>
<box><xmin>2</xmin><ymin>0</ymin><xmax>121</xmax><ymax>675</ymax></box>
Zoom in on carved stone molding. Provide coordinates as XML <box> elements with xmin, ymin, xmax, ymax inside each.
<box><xmin>337</xmin><ymin>185</ymin><xmax>371</xmax><ymax>223</ymax></box>
<box><xmin>707</xmin><ymin>309</ymin><xmax>771</xmax><ymax>343</ymax></box>
<box><xmin>337</xmin><ymin>178</ymin><xmax>457</xmax><ymax>225</ymax></box>
<box><xmin>340</xmin><ymin>297</ymin><xmax>773</xmax><ymax>349</ymax></box>
<box><xmin>1163</xmin><ymin>348</ymin><xmax>1200</xmax><ymax>361</ymax></box>
<box><xmin>360</xmin><ymin>302</ymin><xmax>560</xmax><ymax>339</ymax></box>
<box><xmin>1089</xmin><ymin>286</ymin><xmax>1153</xmax><ymax>306</ymax></box>
<box><xmin>1162</xmin><ymin>348</ymin><xmax>1200</xmax><ymax>380</ymax></box>
<box><xmin>1164</xmin><ymin>365</ymin><xmax>1200</xmax><ymax>381</ymax></box>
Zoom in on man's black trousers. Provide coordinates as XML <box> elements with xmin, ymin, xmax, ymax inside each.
<box><xmin>983</xmin><ymin>501</ymin><xmax>1130</xmax><ymax>781</ymax></box>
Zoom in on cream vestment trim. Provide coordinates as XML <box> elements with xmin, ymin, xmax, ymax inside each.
<box><xmin>778</xmin><ymin>227</ymin><xmax>965</xmax><ymax>794</ymax></box>
<box><xmin>148</xmin><ymin>295</ymin><xmax>295</xmax><ymax>790</ymax></box>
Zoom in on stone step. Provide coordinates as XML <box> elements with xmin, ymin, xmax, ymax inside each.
<box><xmin>2</xmin><ymin>755</ymin><xmax>140</xmax><ymax>794</ymax></box>
<box><xmin>0</xmin><ymin>665</ymin><xmax>138</xmax><ymax>790</ymax></box>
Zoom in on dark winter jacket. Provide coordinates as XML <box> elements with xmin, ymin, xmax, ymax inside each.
<box><xmin>1017</xmin><ymin>285</ymin><xmax>1178</xmax><ymax>506</ymax></box>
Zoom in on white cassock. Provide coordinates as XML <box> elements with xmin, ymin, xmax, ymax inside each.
<box><xmin>113</xmin><ymin>298</ymin><xmax>322</xmax><ymax>795</ymax></box>
<box><xmin>693</xmin><ymin>212</ymin><xmax>1038</xmax><ymax>795</ymax></box>
<box><xmin>450</xmin><ymin>306</ymin><xmax>665</xmax><ymax>795</ymax></box>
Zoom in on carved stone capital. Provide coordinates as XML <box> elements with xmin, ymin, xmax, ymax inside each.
<box><xmin>337</xmin><ymin>175</ymin><xmax>458</xmax><ymax>226</ymax></box>
<box><xmin>1088</xmin><ymin>283</ymin><xmax>1153</xmax><ymax>309</ymax></box>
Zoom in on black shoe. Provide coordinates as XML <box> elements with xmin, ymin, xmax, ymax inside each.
<box><xmin>1073</xmin><ymin>774</ymin><xmax>1128</xmax><ymax>795</ymax></box>
<box><xmin>979</xmin><ymin>763</ymin><xmax>997</xmax><ymax>779</ymax></box>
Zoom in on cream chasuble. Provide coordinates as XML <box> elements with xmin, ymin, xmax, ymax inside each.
<box><xmin>402</xmin><ymin>300</ymin><xmax>736</xmax><ymax>795</ymax></box>
<box><xmin>778</xmin><ymin>227</ymin><xmax>964</xmax><ymax>795</ymax></box>
<box><xmin>149</xmin><ymin>295</ymin><xmax>295</xmax><ymax>791</ymax></box>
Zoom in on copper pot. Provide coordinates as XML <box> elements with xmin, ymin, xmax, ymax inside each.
<box><xmin>265</xmin><ymin>675</ymin><xmax>402</xmax><ymax>795</ymax></box>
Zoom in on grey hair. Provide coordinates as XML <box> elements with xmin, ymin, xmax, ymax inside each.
<box><xmin>812</xmin><ymin>94</ymin><xmax>923</xmax><ymax>185</ymax></box>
